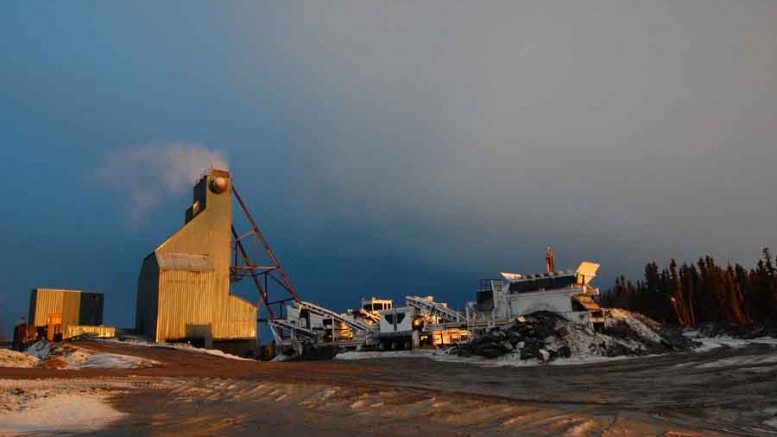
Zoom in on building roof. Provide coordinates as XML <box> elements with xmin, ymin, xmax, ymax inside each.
<box><xmin>156</xmin><ymin>253</ymin><xmax>214</xmax><ymax>271</ymax></box>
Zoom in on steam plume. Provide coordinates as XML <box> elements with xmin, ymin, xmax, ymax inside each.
<box><xmin>100</xmin><ymin>142</ymin><xmax>228</xmax><ymax>225</ymax></box>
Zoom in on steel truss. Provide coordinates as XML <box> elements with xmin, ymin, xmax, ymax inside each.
<box><xmin>230</xmin><ymin>186</ymin><xmax>300</xmax><ymax>321</ymax></box>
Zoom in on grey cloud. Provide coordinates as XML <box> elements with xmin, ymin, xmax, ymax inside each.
<box><xmin>267</xmin><ymin>1</ymin><xmax>777</xmax><ymax>276</ymax></box>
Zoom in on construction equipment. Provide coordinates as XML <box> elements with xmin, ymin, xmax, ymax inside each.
<box><xmin>299</xmin><ymin>301</ymin><xmax>371</xmax><ymax>333</ymax></box>
<box><xmin>373</xmin><ymin>306</ymin><xmax>418</xmax><ymax>350</ymax></box>
<box><xmin>405</xmin><ymin>296</ymin><xmax>465</xmax><ymax>323</ymax></box>
<box><xmin>473</xmin><ymin>254</ymin><xmax>605</xmax><ymax>331</ymax></box>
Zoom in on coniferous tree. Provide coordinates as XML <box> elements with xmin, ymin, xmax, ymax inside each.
<box><xmin>601</xmin><ymin>250</ymin><xmax>775</xmax><ymax>326</ymax></box>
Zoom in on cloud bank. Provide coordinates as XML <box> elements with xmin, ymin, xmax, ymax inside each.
<box><xmin>255</xmin><ymin>1</ymin><xmax>777</xmax><ymax>275</ymax></box>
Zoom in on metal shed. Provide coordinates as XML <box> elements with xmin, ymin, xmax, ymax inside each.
<box><xmin>29</xmin><ymin>288</ymin><xmax>82</xmax><ymax>327</ymax></box>
<box><xmin>28</xmin><ymin>288</ymin><xmax>110</xmax><ymax>339</ymax></box>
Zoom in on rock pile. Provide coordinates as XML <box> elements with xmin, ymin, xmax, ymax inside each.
<box><xmin>451</xmin><ymin>309</ymin><xmax>698</xmax><ymax>362</ymax></box>
<box><xmin>454</xmin><ymin>312</ymin><xmax>568</xmax><ymax>361</ymax></box>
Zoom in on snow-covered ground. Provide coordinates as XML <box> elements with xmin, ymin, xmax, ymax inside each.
<box><xmin>0</xmin><ymin>393</ymin><xmax>124</xmax><ymax>435</ymax></box>
<box><xmin>0</xmin><ymin>379</ymin><xmax>144</xmax><ymax>435</ymax></box>
<box><xmin>763</xmin><ymin>407</ymin><xmax>777</xmax><ymax>431</ymax></box>
<box><xmin>24</xmin><ymin>341</ymin><xmax>51</xmax><ymax>360</ymax></box>
<box><xmin>38</xmin><ymin>341</ymin><xmax>161</xmax><ymax>369</ymax></box>
<box><xmin>683</xmin><ymin>331</ymin><xmax>777</xmax><ymax>352</ymax></box>
<box><xmin>335</xmin><ymin>348</ymin><xmax>658</xmax><ymax>367</ymax></box>
<box><xmin>1</xmin><ymin>336</ymin><xmax>250</xmax><ymax>371</ymax></box>
<box><xmin>64</xmin><ymin>350</ymin><xmax>159</xmax><ymax>369</ymax></box>
<box><xmin>335</xmin><ymin>350</ymin><xmax>438</xmax><ymax>361</ymax></box>
<box><xmin>98</xmin><ymin>338</ymin><xmax>252</xmax><ymax>361</ymax></box>
<box><xmin>0</xmin><ymin>349</ymin><xmax>40</xmax><ymax>368</ymax></box>
<box><xmin>0</xmin><ymin>341</ymin><xmax>161</xmax><ymax>370</ymax></box>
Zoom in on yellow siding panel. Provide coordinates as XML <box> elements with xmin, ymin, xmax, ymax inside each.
<box><xmin>138</xmin><ymin>171</ymin><xmax>257</xmax><ymax>345</ymax></box>
<box><xmin>65</xmin><ymin>325</ymin><xmax>116</xmax><ymax>339</ymax></box>
<box><xmin>31</xmin><ymin>289</ymin><xmax>81</xmax><ymax>328</ymax></box>
<box><xmin>156</xmin><ymin>271</ymin><xmax>256</xmax><ymax>342</ymax></box>
<box><xmin>62</xmin><ymin>291</ymin><xmax>81</xmax><ymax>327</ymax></box>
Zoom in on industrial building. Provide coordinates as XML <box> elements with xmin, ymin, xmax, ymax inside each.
<box><xmin>136</xmin><ymin>169</ymin><xmax>258</xmax><ymax>356</ymax></box>
<box><xmin>27</xmin><ymin>288</ymin><xmax>114</xmax><ymax>340</ymax></box>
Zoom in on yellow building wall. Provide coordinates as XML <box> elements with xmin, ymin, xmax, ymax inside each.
<box><xmin>30</xmin><ymin>289</ymin><xmax>81</xmax><ymax>328</ymax></box>
<box><xmin>65</xmin><ymin>325</ymin><xmax>116</xmax><ymax>339</ymax></box>
<box><xmin>145</xmin><ymin>170</ymin><xmax>257</xmax><ymax>343</ymax></box>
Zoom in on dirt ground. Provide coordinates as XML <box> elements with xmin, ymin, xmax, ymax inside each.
<box><xmin>2</xmin><ymin>341</ymin><xmax>777</xmax><ymax>436</ymax></box>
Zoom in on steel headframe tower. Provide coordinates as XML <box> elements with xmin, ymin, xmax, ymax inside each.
<box><xmin>230</xmin><ymin>186</ymin><xmax>301</xmax><ymax>322</ymax></box>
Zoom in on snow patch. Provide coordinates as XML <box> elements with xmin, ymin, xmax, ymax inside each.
<box><xmin>433</xmin><ymin>349</ymin><xmax>661</xmax><ymax>368</ymax></box>
<box><xmin>336</xmin><ymin>347</ymin><xmax>658</xmax><ymax>368</ymax></box>
<box><xmin>24</xmin><ymin>341</ymin><xmax>52</xmax><ymax>360</ymax></box>
<box><xmin>684</xmin><ymin>332</ymin><xmax>777</xmax><ymax>352</ymax></box>
<box><xmin>17</xmin><ymin>340</ymin><xmax>161</xmax><ymax>369</ymax></box>
<box><xmin>335</xmin><ymin>350</ymin><xmax>438</xmax><ymax>361</ymax></box>
<box><xmin>695</xmin><ymin>354</ymin><xmax>777</xmax><ymax>369</ymax></box>
<box><xmin>271</xmin><ymin>354</ymin><xmax>293</xmax><ymax>362</ymax></box>
<box><xmin>608</xmin><ymin>309</ymin><xmax>663</xmax><ymax>344</ymax></box>
<box><xmin>67</xmin><ymin>352</ymin><xmax>159</xmax><ymax>369</ymax></box>
<box><xmin>0</xmin><ymin>393</ymin><xmax>124</xmax><ymax>435</ymax></box>
<box><xmin>99</xmin><ymin>338</ymin><xmax>252</xmax><ymax>361</ymax></box>
<box><xmin>0</xmin><ymin>349</ymin><xmax>39</xmax><ymax>368</ymax></box>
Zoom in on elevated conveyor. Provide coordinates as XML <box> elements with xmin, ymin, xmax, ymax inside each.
<box><xmin>405</xmin><ymin>296</ymin><xmax>465</xmax><ymax>323</ymax></box>
<box><xmin>299</xmin><ymin>301</ymin><xmax>372</xmax><ymax>333</ymax></box>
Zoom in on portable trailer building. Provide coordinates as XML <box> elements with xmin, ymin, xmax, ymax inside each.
<box><xmin>27</xmin><ymin>288</ymin><xmax>113</xmax><ymax>340</ymax></box>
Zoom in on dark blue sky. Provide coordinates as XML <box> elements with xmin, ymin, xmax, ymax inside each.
<box><xmin>2</xmin><ymin>2</ymin><xmax>776</xmax><ymax>335</ymax></box>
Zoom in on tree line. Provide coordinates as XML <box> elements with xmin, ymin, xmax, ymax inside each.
<box><xmin>599</xmin><ymin>249</ymin><xmax>777</xmax><ymax>326</ymax></box>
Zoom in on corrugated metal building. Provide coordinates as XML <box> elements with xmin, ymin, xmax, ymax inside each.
<box><xmin>29</xmin><ymin>288</ymin><xmax>81</xmax><ymax>327</ymax></box>
<box><xmin>28</xmin><ymin>288</ymin><xmax>112</xmax><ymax>339</ymax></box>
<box><xmin>136</xmin><ymin>169</ymin><xmax>257</xmax><ymax>354</ymax></box>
